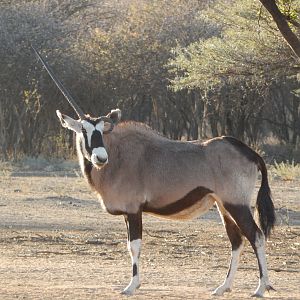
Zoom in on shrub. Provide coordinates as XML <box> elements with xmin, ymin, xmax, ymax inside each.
<box><xmin>271</xmin><ymin>160</ymin><xmax>300</xmax><ymax>181</ymax></box>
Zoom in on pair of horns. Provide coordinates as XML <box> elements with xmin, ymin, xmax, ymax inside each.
<box><xmin>33</xmin><ymin>47</ymin><xmax>114</xmax><ymax>133</ymax></box>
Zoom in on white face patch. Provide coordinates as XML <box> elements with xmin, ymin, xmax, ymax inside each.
<box><xmin>80</xmin><ymin>120</ymin><xmax>108</xmax><ymax>165</ymax></box>
<box><xmin>91</xmin><ymin>147</ymin><xmax>108</xmax><ymax>165</ymax></box>
<box><xmin>95</xmin><ymin>121</ymin><xmax>104</xmax><ymax>132</ymax></box>
<box><xmin>80</xmin><ymin>138</ymin><xmax>90</xmax><ymax>158</ymax></box>
<box><xmin>81</xmin><ymin>120</ymin><xmax>95</xmax><ymax>147</ymax></box>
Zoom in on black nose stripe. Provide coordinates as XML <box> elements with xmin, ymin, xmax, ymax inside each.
<box><xmin>91</xmin><ymin>130</ymin><xmax>104</xmax><ymax>149</ymax></box>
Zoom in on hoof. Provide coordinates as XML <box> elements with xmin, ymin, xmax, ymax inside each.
<box><xmin>266</xmin><ymin>285</ymin><xmax>276</xmax><ymax>292</ymax></box>
<box><xmin>212</xmin><ymin>287</ymin><xmax>231</xmax><ymax>296</ymax></box>
<box><xmin>121</xmin><ymin>283</ymin><xmax>140</xmax><ymax>295</ymax></box>
<box><xmin>252</xmin><ymin>284</ymin><xmax>275</xmax><ymax>297</ymax></box>
<box><xmin>251</xmin><ymin>293</ymin><xmax>264</xmax><ymax>298</ymax></box>
<box><xmin>121</xmin><ymin>289</ymin><xmax>134</xmax><ymax>296</ymax></box>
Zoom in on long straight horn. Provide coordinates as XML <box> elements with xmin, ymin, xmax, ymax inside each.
<box><xmin>32</xmin><ymin>46</ymin><xmax>85</xmax><ymax>119</ymax></box>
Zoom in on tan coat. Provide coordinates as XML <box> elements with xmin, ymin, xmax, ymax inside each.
<box><xmin>78</xmin><ymin>122</ymin><xmax>258</xmax><ymax>219</ymax></box>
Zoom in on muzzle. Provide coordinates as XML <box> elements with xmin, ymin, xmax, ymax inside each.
<box><xmin>91</xmin><ymin>147</ymin><xmax>108</xmax><ymax>167</ymax></box>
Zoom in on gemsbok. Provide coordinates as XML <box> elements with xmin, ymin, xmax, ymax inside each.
<box><xmin>33</xmin><ymin>47</ymin><xmax>275</xmax><ymax>297</ymax></box>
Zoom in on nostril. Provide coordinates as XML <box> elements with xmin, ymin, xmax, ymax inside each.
<box><xmin>97</xmin><ymin>156</ymin><xmax>108</xmax><ymax>164</ymax></box>
<box><xmin>91</xmin><ymin>149</ymin><xmax>108</xmax><ymax>165</ymax></box>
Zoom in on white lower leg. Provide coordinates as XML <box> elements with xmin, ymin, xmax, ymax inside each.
<box><xmin>122</xmin><ymin>239</ymin><xmax>141</xmax><ymax>295</ymax></box>
<box><xmin>213</xmin><ymin>242</ymin><xmax>243</xmax><ymax>296</ymax></box>
<box><xmin>253</xmin><ymin>234</ymin><xmax>272</xmax><ymax>297</ymax></box>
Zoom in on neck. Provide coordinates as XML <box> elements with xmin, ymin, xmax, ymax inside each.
<box><xmin>102</xmin><ymin>131</ymin><xmax>115</xmax><ymax>154</ymax></box>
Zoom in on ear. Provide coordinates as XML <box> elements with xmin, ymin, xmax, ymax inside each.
<box><xmin>56</xmin><ymin>110</ymin><xmax>82</xmax><ymax>133</ymax></box>
<box><xmin>106</xmin><ymin>108</ymin><xmax>121</xmax><ymax>125</ymax></box>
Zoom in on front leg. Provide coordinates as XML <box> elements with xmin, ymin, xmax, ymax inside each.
<box><xmin>122</xmin><ymin>211</ymin><xmax>142</xmax><ymax>295</ymax></box>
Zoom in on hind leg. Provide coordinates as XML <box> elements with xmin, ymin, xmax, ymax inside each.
<box><xmin>213</xmin><ymin>206</ymin><xmax>245</xmax><ymax>296</ymax></box>
<box><xmin>224</xmin><ymin>204</ymin><xmax>274</xmax><ymax>297</ymax></box>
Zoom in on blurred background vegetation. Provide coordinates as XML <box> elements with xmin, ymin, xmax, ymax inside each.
<box><xmin>0</xmin><ymin>0</ymin><xmax>299</xmax><ymax>163</ymax></box>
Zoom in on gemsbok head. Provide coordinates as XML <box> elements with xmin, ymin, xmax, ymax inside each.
<box><xmin>33</xmin><ymin>47</ymin><xmax>276</xmax><ymax>297</ymax></box>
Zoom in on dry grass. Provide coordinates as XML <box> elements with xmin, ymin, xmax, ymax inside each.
<box><xmin>0</xmin><ymin>157</ymin><xmax>81</xmax><ymax>178</ymax></box>
<box><xmin>271</xmin><ymin>160</ymin><xmax>300</xmax><ymax>181</ymax></box>
<box><xmin>0</xmin><ymin>161</ymin><xmax>13</xmax><ymax>177</ymax></box>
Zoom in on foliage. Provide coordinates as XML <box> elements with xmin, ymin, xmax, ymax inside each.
<box><xmin>169</xmin><ymin>1</ymin><xmax>296</xmax><ymax>90</ymax></box>
<box><xmin>74</xmin><ymin>0</ymin><xmax>215</xmax><ymax>127</ymax></box>
<box><xmin>168</xmin><ymin>0</ymin><xmax>300</xmax><ymax>144</ymax></box>
<box><xmin>0</xmin><ymin>0</ymin><xmax>300</xmax><ymax>160</ymax></box>
<box><xmin>278</xmin><ymin>0</ymin><xmax>300</xmax><ymax>23</ymax></box>
<box><xmin>0</xmin><ymin>161</ymin><xmax>13</xmax><ymax>177</ymax></box>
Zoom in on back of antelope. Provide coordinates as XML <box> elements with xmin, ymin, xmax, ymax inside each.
<box><xmin>33</xmin><ymin>47</ymin><xmax>276</xmax><ymax>297</ymax></box>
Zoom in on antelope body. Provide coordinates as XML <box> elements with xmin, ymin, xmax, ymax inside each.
<box><xmin>33</xmin><ymin>48</ymin><xmax>275</xmax><ymax>297</ymax></box>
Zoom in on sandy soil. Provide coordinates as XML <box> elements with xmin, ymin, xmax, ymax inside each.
<box><xmin>0</xmin><ymin>167</ymin><xmax>299</xmax><ymax>300</ymax></box>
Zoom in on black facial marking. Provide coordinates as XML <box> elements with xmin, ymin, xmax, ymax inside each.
<box><xmin>83</xmin><ymin>132</ymin><xmax>92</xmax><ymax>155</ymax></box>
<box><xmin>81</xmin><ymin>119</ymin><xmax>105</xmax><ymax>155</ymax></box>
<box><xmin>79</xmin><ymin>138</ymin><xmax>94</xmax><ymax>186</ymax></box>
<box><xmin>83</xmin><ymin>157</ymin><xmax>94</xmax><ymax>187</ymax></box>
<box><xmin>87</xmin><ymin>118</ymin><xmax>100</xmax><ymax>126</ymax></box>
<box><xmin>143</xmin><ymin>186</ymin><xmax>213</xmax><ymax>215</ymax></box>
<box><xmin>91</xmin><ymin>130</ymin><xmax>104</xmax><ymax>149</ymax></box>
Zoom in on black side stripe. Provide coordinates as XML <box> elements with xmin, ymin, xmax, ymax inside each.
<box><xmin>143</xmin><ymin>186</ymin><xmax>213</xmax><ymax>215</ymax></box>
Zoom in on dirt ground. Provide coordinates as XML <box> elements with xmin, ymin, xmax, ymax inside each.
<box><xmin>0</xmin><ymin>165</ymin><xmax>299</xmax><ymax>300</ymax></box>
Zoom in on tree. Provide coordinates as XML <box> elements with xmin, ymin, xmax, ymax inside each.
<box><xmin>259</xmin><ymin>0</ymin><xmax>300</xmax><ymax>59</ymax></box>
<box><xmin>0</xmin><ymin>0</ymin><xmax>215</xmax><ymax>159</ymax></box>
<box><xmin>169</xmin><ymin>0</ymin><xmax>300</xmax><ymax>144</ymax></box>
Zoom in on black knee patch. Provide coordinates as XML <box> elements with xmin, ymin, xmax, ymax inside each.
<box><xmin>133</xmin><ymin>263</ymin><xmax>138</xmax><ymax>277</ymax></box>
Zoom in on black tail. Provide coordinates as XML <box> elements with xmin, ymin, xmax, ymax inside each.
<box><xmin>256</xmin><ymin>156</ymin><xmax>276</xmax><ymax>239</ymax></box>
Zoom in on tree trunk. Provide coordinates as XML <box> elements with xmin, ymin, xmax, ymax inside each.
<box><xmin>259</xmin><ymin>0</ymin><xmax>300</xmax><ymax>58</ymax></box>
<box><xmin>0</xmin><ymin>100</ymin><xmax>8</xmax><ymax>160</ymax></box>
<box><xmin>291</xmin><ymin>95</ymin><xmax>300</xmax><ymax>146</ymax></box>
